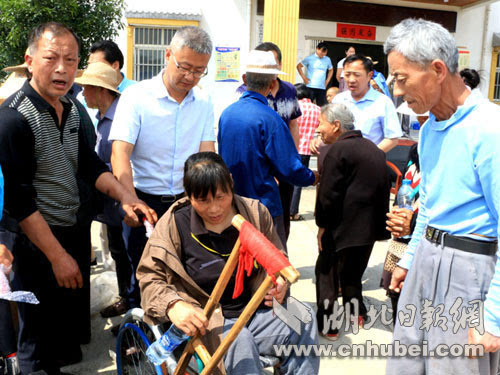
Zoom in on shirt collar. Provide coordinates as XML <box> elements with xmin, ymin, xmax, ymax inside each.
<box><xmin>21</xmin><ymin>80</ymin><xmax>71</xmax><ymax>112</ymax></box>
<box><xmin>348</xmin><ymin>86</ymin><xmax>377</xmax><ymax>103</ymax></box>
<box><xmin>153</xmin><ymin>70</ymin><xmax>196</xmax><ymax>104</ymax></box>
<box><xmin>241</xmin><ymin>90</ymin><xmax>268</xmax><ymax>105</ymax></box>
<box><xmin>427</xmin><ymin>91</ymin><xmax>479</xmax><ymax>131</ymax></box>
<box><xmin>97</xmin><ymin>96</ymin><xmax>119</xmax><ymax>122</ymax></box>
<box><xmin>337</xmin><ymin>129</ymin><xmax>362</xmax><ymax>141</ymax></box>
<box><xmin>300</xmin><ymin>98</ymin><xmax>312</xmax><ymax>104</ymax></box>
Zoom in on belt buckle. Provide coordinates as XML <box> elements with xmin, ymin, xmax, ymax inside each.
<box><xmin>426</xmin><ymin>227</ymin><xmax>434</xmax><ymax>241</ymax></box>
<box><xmin>161</xmin><ymin>195</ymin><xmax>175</xmax><ymax>203</ymax></box>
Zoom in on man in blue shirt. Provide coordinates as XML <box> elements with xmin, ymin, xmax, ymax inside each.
<box><xmin>219</xmin><ymin>50</ymin><xmax>318</xmax><ymax>248</ymax></box>
<box><xmin>385</xmin><ymin>19</ymin><xmax>500</xmax><ymax>374</ymax></box>
<box><xmin>297</xmin><ymin>42</ymin><xmax>333</xmax><ymax>106</ymax></box>
<box><xmin>333</xmin><ymin>54</ymin><xmax>401</xmax><ymax>152</ymax></box>
<box><xmin>110</xmin><ymin>26</ymin><xmax>215</xmax><ymax>309</ymax></box>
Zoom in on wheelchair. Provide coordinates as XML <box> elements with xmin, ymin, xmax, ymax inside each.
<box><xmin>115</xmin><ymin>308</ymin><xmax>280</xmax><ymax>375</ymax></box>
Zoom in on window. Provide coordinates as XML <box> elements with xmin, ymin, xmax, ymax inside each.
<box><xmin>133</xmin><ymin>27</ymin><xmax>176</xmax><ymax>81</ymax></box>
<box><xmin>489</xmin><ymin>47</ymin><xmax>500</xmax><ymax>103</ymax></box>
<box><xmin>125</xmin><ymin>18</ymin><xmax>199</xmax><ymax>81</ymax></box>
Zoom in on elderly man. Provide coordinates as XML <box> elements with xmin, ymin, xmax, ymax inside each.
<box><xmin>333</xmin><ymin>54</ymin><xmax>401</xmax><ymax>152</ymax></box>
<box><xmin>218</xmin><ymin>50</ymin><xmax>318</xmax><ymax>248</ymax></box>
<box><xmin>77</xmin><ymin>40</ymin><xmax>136</xmax><ymax>123</ymax></box>
<box><xmin>74</xmin><ymin>62</ymin><xmax>134</xmax><ymax>319</ymax></box>
<box><xmin>315</xmin><ymin>103</ymin><xmax>389</xmax><ymax>340</ymax></box>
<box><xmin>385</xmin><ymin>19</ymin><xmax>500</xmax><ymax>375</ymax></box>
<box><xmin>0</xmin><ymin>22</ymin><xmax>154</xmax><ymax>374</ymax></box>
<box><xmin>110</xmin><ymin>26</ymin><xmax>215</xmax><ymax>311</ymax></box>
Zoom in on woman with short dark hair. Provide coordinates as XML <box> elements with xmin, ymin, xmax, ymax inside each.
<box><xmin>137</xmin><ymin>152</ymin><xmax>319</xmax><ymax>375</ymax></box>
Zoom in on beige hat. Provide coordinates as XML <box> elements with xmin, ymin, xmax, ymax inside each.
<box><xmin>245</xmin><ymin>50</ymin><xmax>286</xmax><ymax>75</ymax></box>
<box><xmin>3</xmin><ymin>48</ymin><xmax>29</xmax><ymax>75</ymax></box>
<box><xmin>74</xmin><ymin>62</ymin><xmax>121</xmax><ymax>94</ymax></box>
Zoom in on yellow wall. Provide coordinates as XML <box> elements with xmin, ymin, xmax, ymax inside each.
<box><xmin>263</xmin><ymin>0</ymin><xmax>300</xmax><ymax>83</ymax></box>
<box><xmin>125</xmin><ymin>18</ymin><xmax>199</xmax><ymax>79</ymax></box>
<box><xmin>488</xmin><ymin>47</ymin><xmax>500</xmax><ymax>103</ymax></box>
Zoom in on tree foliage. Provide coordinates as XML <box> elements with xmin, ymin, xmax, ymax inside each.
<box><xmin>0</xmin><ymin>0</ymin><xmax>125</xmax><ymax>79</ymax></box>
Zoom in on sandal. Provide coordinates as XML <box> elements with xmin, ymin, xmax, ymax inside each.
<box><xmin>290</xmin><ymin>214</ymin><xmax>304</xmax><ymax>221</ymax></box>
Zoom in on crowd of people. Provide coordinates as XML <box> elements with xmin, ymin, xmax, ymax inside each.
<box><xmin>0</xmin><ymin>16</ymin><xmax>498</xmax><ymax>375</ymax></box>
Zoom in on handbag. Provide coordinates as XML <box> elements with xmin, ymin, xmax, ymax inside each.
<box><xmin>383</xmin><ymin>240</ymin><xmax>407</xmax><ymax>273</ymax></box>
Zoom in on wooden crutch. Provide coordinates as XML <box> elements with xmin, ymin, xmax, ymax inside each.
<box><xmin>174</xmin><ymin>214</ymin><xmax>300</xmax><ymax>375</ymax></box>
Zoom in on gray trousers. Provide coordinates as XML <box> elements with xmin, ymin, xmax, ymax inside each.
<box><xmin>386</xmin><ymin>237</ymin><xmax>499</xmax><ymax>375</ymax></box>
<box><xmin>223</xmin><ymin>306</ymin><xmax>320</xmax><ymax>374</ymax></box>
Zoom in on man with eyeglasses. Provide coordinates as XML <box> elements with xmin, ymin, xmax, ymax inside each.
<box><xmin>109</xmin><ymin>26</ymin><xmax>215</xmax><ymax>312</ymax></box>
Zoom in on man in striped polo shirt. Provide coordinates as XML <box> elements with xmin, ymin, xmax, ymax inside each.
<box><xmin>0</xmin><ymin>22</ymin><xmax>156</xmax><ymax>375</ymax></box>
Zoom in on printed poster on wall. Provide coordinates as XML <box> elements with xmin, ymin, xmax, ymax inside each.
<box><xmin>215</xmin><ymin>47</ymin><xmax>240</xmax><ymax>82</ymax></box>
<box><xmin>336</xmin><ymin>23</ymin><xmax>376</xmax><ymax>41</ymax></box>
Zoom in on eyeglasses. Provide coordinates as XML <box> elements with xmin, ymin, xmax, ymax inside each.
<box><xmin>171</xmin><ymin>54</ymin><xmax>208</xmax><ymax>78</ymax></box>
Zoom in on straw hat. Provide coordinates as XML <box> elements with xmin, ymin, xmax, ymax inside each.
<box><xmin>74</xmin><ymin>62</ymin><xmax>121</xmax><ymax>94</ymax></box>
<box><xmin>245</xmin><ymin>50</ymin><xmax>286</xmax><ymax>75</ymax></box>
<box><xmin>396</xmin><ymin>101</ymin><xmax>429</xmax><ymax>116</ymax></box>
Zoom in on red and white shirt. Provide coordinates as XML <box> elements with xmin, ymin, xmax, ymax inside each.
<box><xmin>297</xmin><ymin>98</ymin><xmax>320</xmax><ymax>155</ymax></box>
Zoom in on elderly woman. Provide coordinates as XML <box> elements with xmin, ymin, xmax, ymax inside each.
<box><xmin>137</xmin><ymin>152</ymin><xmax>319</xmax><ymax>375</ymax></box>
<box><xmin>315</xmin><ymin>103</ymin><xmax>390</xmax><ymax>340</ymax></box>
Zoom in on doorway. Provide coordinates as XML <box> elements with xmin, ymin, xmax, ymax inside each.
<box><xmin>324</xmin><ymin>41</ymin><xmax>387</xmax><ymax>89</ymax></box>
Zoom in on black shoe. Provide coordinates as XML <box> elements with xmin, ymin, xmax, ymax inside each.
<box><xmin>55</xmin><ymin>348</ymin><xmax>82</xmax><ymax>368</ymax></box>
<box><xmin>100</xmin><ymin>298</ymin><xmax>128</xmax><ymax>318</ymax></box>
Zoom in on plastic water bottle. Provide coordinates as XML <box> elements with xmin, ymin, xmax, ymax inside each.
<box><xmin>146</xmin><ymin>324</ymin><xmax>189</xmax><ymax>366</ymax></box>
<box><xmin>396</xmin><ymin>179</ymin><xmax>414</xmax><ymax>239</ymax></box>
<box><xmin>409</xmin><ymin>121</ymin><xmax>420</xmax><ymax>141</ymax></box>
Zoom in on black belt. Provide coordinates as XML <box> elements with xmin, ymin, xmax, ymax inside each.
<box><xmin>425</xmin><ymin>226</ymin><xmax>497</xmax><ymax>256</ymax></box>
<box><xmin>136</xmin><ymin>189</ymin><xmax>185</xmax><ymax>204</ymax></box>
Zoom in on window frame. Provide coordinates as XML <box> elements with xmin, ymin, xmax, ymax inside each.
<box><xmin>126</xmin><ymin>18</ymin><xmax>199</xmax><ymax>81</ymax></box>
<box><xmin>488</xmin><ymin>46</ymin><xmax>500</xmax><ymax>104</ymax></box>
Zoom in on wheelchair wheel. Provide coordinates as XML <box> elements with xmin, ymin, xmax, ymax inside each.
<box><xmin>116</xmin><ymin>308</ymin><xmax>162</xmax><ymax>375</ymax></box>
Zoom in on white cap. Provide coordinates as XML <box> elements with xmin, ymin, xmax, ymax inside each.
<box><xmin>396</xmin><ymin>101</ymin><xmax>429</xmax><ymax>116</ymax></box>
<box><xmin>245</xmin><ymin>50</ymin><xmax>286</xmax><ymax>75</ymax></box>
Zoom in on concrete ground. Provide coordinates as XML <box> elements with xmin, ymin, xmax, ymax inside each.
<box><xmin>63</xmin><ymin>165</ymin><xmax>394</xmax><ymax>374</ymax></box>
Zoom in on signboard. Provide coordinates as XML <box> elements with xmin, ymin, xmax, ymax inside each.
<box><xmin>458</xmin><ymin>48</ymin><xmax>470</xmax><ymax>71</ymax></box>
<box><xmin>336</xmin><ymin>23</ymin><xmax>376</xmax><ymax>41</ymax></box>
<box><xmin>215</xmin><ymin>47</ymin><xmax>240</xmax><ymax>82</ymax></box>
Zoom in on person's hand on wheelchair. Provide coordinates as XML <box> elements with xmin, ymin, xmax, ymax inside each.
<box><xmin>167</xmin><ymin>300</ymin><xmax>209</xmax><ymax>337</ymax></box>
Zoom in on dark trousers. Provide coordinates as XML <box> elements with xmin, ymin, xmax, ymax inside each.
<box><xmin>106</xmin><ymin>224</ymin><xmax>131</xmax><ymax>299</ymax></box>
<box><xmin>310</xmin><ymin>88</ymin><xmax>327</xmax><ymax>107</ymax></box>
<box><xmin>290</xmin><ymin>155</ymin><xmax>311</xmax><ymax>216</ymax></box>
<box><xmin>0</xmin><ymin>230</ymin><xmax>17</xmax><ymax>357</ymax></box>
<box><xmin>315</xmin><ymin>242</ymin><xmax>374</xmax><ymax>333</ymax></box>
<box><xmin>11</xmin><ymin>225</ymin><xmax>90</xmax><ymax>375</ymax></box>
<box><xmin>278</xmin><ymin>179</ymin><xmax>294</xmax><ymax>242</ymax></box>
<box><xmin>123</xmin><ymin>189</ymin><xmax>182</xmax><ymax>308</ymax></box>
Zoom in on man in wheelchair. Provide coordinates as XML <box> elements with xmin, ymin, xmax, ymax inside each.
<box><xmin>137</xmin><ymin>152</ymin><xmax>319</xmax><ymax>374</ymax></box>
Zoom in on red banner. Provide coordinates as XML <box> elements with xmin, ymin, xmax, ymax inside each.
<box><xmin>336</xmin><ymin>23</ymin><xmax>376</xmax><ymax>41</ymax></box>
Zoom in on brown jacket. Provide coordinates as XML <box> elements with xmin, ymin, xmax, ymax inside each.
<box><xmin>136</xmin><ymin>195</ymin><xmax>285</xmax><ymax>374</ymax></box>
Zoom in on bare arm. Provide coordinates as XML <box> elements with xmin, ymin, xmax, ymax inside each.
<box><xmin>325</xmin><ymin>68</ymin><xmax>334</xmax><ymax>88</ymax></box>
<box><xmin>336</xmin><ymin>67</ymin><xmax>342</xmax><ymax>83</ymax></box>
<box><xmin>289</xmin><ymin>119</ymin><xmax>300</xmax><ymax>149</ymax></box>
<box><xmin>199</xmin><ymin>141</ymin><xmax>215</xmax><ymax>152</ymax></box>
<box><xmin>19</xmin><ymin>211</ymin><xmax>83</xmax><ymax>289</ymax></box>
<box><xmin>378</xmin><ymin>138</ymin><xmax>399</xmax><ymax>153</ymax></box>
<box><xmin>111</xmin><ymin>140</ymin><xmax>136</xmax><ymax>197</ymax></box>
<box><xmin>296</xmin><ymin>62</ymin><xmax>309</xmax><ymax>85</ymax></box>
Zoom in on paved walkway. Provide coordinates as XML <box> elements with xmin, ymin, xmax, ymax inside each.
<box><xmin>64</xmin><ymin>180</ymin><xmax>394</xmax><ymax>374</ymax></box>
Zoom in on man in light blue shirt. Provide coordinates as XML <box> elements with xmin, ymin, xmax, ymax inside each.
<box><xmin>333</xmin><ymin>54</ymin><xmax>401</xmax><ymax>152</ymax></box>
<box><xmin>385</xmin><ymin>19</ymin><xmax>500</xmax><ymax>374</ymax></box>
<box><xmin>297</xmin><ymin>42</ymin><xmax>333</xmax><ymax>106</ymax></box>
<box><xmin>109</xmin><ymin>26</ymin><xmax>215</xmax><ymax>308</ymax></box>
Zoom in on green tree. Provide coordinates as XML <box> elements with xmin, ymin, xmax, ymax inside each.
<box><xmin>0</xmin><ymin>0</ymin><xmax>125</xmax><ymax>79</ymax></box>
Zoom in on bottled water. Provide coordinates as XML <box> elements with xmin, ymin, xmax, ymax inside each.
<box><xmin>396</xmin><ymin>179</ymin><xmax>414</xmax><ymax>239</ymax></box>
<box><xmin>409</xmin><ymin>121</ymin><xmax>420</xmax><ymax>141</ymax></box>
<box><xmin>146</xmin><ymin>324</ymin><xmax>189</xmax><ymax>366</ymax></box>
